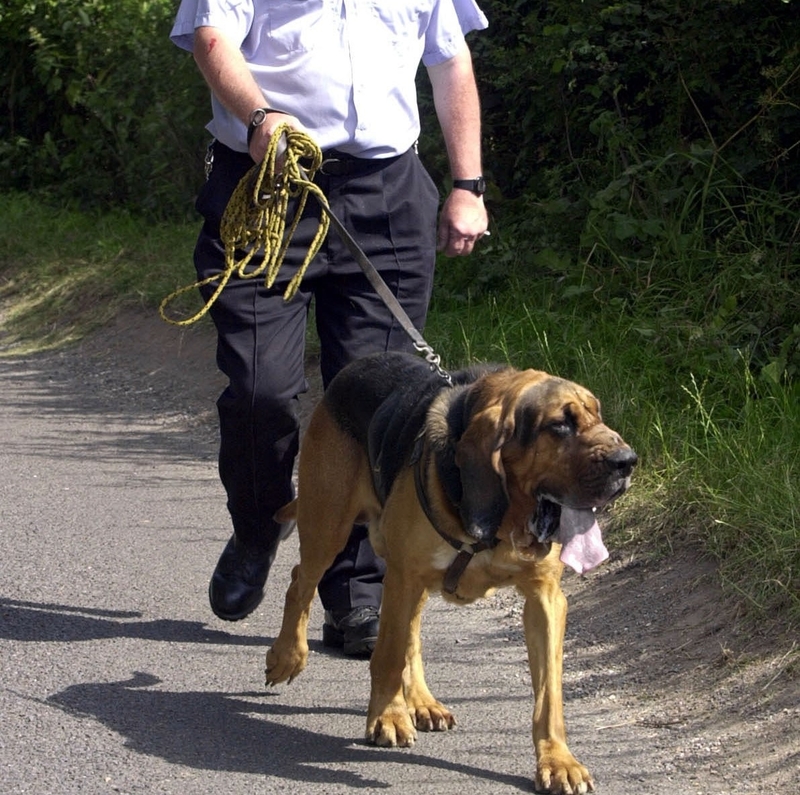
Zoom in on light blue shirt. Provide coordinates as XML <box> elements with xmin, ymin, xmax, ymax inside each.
<box><xmin>171</xmin><ymin>0</ymin><xmax>488</xmax><ymax>157</ymax></box>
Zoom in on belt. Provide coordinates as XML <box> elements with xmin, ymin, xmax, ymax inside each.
<box><xmin>208</xmin><ymin>141</ymin><xmax>402</xmax><ymax>179</ymax></box>
<box><xmin>319</xmin><ymin>150</ymin><xmax>402</xmax><ymax>176</ymax></box>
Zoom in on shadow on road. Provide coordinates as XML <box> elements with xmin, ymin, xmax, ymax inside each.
<box><xmin>0</xmin><ymin>597</ymin><xmax>268</xmax><ymax>646</ymax></box>
<box><xmin>41</xmin><ymin>671</ymin><xmax>533</xmax><ymax>790</ymax></box>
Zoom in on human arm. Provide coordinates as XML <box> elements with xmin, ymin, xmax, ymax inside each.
<box><xmin>191</xmin><ymin>25</ymin><xmax>307</xmax><ymax>162</ymax></box>
<box><xmin>427</xmin><ymin>44</ymin><xmax>489</xmax><ymax>257</ymax></box>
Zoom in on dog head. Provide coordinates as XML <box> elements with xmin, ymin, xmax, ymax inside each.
<box><xmin>443</xmin><ymin>367</ymin><xmax>637</xmax><ymax>570</ymax></box>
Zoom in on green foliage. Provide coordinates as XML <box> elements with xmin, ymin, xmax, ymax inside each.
<box><xmin>0</xmin><ymin>191</ymin><xmax>199</xmax><ymax>350</ymax></box>
<box><xmin>0</xmin><ymin>0</ymin><xmax>209</xmax><ymax>218</ymax></box>
<box><xmin>677</xmin><ymin>368</ymin><xmax>800</xmax><ymax>617</ymax></box>
<box><xmin>473</xmin><ymin>0</ymin><xmax>799</xmax><ymax>194</ymax></box>
<box><xmin>1</xmin><ymin>0</ymin><xmax>798</xmax><ymax>622</ymax></box>
<box><xmin>443</xmin><ymin>0</ymin><xmax>800</xmax><ymax>384</ymax></box>
<box><xmin>580</xmin><ymin>148</ymin><xmax>800</xmax><ymax>383</ymax></box>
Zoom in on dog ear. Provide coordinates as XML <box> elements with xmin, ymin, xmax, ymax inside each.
<box><xmin>513</xmin><ymin>389</ymin><xmax>544</xmax><ymax>448</ymax></box>
<box><xmin>454</xmin><ymin>405</ymin><xmax>511</xmax><ymax>543</ymax></box>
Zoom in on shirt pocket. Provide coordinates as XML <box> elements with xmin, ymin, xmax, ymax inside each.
<box><xmin>366</xmin><ymin>0</ymin><xmax>435</xmax><ymax>43</ymax></box>
<box><xmin>262</xmin><ymin>0</ymin><xmax>326</xmax><ymax>54</ymax></box>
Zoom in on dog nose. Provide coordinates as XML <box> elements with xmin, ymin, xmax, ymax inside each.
<box><xmin>606</xmin><ymin>448</ymin><xmax>638</xmax><ymax>476</ymax></box>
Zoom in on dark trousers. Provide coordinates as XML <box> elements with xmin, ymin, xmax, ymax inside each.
<box><xmin>194</xmin><ymin>142</ymin><xmax>439</xmax><ymax>611</ymax></box>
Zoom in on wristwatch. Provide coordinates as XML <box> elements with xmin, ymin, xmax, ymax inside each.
<box><xmin>452</xmin><ymin>176</ymin><xmax>487</xmax><ymax>196</ymax></box>
<box><xmin>246</xmin><ymin>107</ymin><xmax>289</xmax><ymax>146</ymax></box>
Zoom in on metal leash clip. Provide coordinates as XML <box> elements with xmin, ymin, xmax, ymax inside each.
<box><xmin>414</xmin><ymin>341</ymin><xmax>453</xmax><ymax>386</ymax></box>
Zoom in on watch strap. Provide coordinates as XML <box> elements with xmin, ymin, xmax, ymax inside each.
<box><xmin>452</xmin><ymin>176</ymin><xmax>487</xmax><ymax>196</ymax></box>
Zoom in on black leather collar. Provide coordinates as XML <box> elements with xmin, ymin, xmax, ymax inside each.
<box><xmin>412</xmin><ymin>438</ymin><xmax>499</xmax><ymax>594</ymax></box>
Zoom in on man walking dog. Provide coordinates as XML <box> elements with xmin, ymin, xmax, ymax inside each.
<box><xmin>170</xmin><ymin>0</ymin><xmax>489</xmax><ymax>654</ymax></box>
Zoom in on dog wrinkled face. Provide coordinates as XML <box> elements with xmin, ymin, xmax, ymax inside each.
<box><xmin>453</xmin><ymin>369</ymin><xmax>637</xmax><ymax>553</ymax></box>
<box><xmin>506</xmin><ymin>377</ymin><xmax>637</xmax><ymax>511</ymax></box>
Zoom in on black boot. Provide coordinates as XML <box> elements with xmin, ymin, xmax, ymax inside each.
<box><xmin>208</xmin><ymin>535</ymin><xmax>277</xmax><ymax>621</ymax></box>
<box><xmin>322</xmin><ymin>606</ymin><xmax>381</xmax><ymax>656</ymax></box>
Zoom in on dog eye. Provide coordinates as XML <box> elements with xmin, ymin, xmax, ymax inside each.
<box><xmin>547</xmin><ymin>419</ymin><xmax>573</xmax><ymax>437</ymax></box>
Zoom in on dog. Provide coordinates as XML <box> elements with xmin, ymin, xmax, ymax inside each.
<box><xmin>266</xmin><ymin>351</ymin><xmax>637</xmax><ymax>794</ymax></box>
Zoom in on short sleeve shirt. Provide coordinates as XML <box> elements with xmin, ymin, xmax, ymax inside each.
<box><xmin>171</xmin><ymin>0</ymin><xmax>488</xmax><ymax>156</ymax></box>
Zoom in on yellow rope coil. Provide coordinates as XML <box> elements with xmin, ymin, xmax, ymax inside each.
<box><xmin>159</xmin><ymin>124</ymin><xmax>330</xmax><ymax>326</ymax></box>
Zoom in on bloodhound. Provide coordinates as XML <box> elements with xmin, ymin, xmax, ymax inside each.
<box><xmin>266</xmin><ymin>351</ymin><xmax>637</xmax><ymax>794</ymax></box>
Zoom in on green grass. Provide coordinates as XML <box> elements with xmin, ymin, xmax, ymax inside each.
<box><xmin>0</xmin><ymin>192</ymin><xmax>201</xmax><ymax>352</ymax></box>
<box><xmin>427</xmin><ymin>253</ymin><xmax>799</xmax><ymax>626</ymax></box>
<box><xmin>2</xmin><ymin>190</ymin><xmax>798</xmax><ymax>630</ymax></box>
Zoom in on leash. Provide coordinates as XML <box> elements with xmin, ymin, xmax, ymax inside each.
<box><xmin>159</xmin><ymin>127</ymin><xmax>328</xmax><ymax>327</ymax></box>
<box><xmin>160</xmin><ymin>124</ymin><xmax>452</xmax><ymax>385</ymax></box>
<box><xmin>307</xmin><ymin>169</ymin><xmax>452</xmax><ymax>384</ymax></box>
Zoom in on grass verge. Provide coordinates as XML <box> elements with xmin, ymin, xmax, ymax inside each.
<box><xmin>2</xmin><ymin>191</ymin><xmax>798</xmax><ymax>630</ymax></box>
<box><xmin>426</xmin><ymin>264</ymin><xmax>799</xmax><ymax>628</ymax></box>
<box><xmin>0</xmin><ymin>192</ymin><xmax>201</xmax><ymax>352</ymax></box>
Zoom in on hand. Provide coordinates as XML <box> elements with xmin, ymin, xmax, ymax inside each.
<box><xmin>436</xmin><ymin>189</ymin><xmax>489</xmax><ymax>257</ymax></box>
<box><xmin>248</xmin><ymin>111</ymin><xmax>310</xmax><ymax>168</ymax></box>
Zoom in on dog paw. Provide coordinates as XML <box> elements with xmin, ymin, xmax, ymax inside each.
<box><xmin>410</xmin><ymin>702</ymin><xmax>456</xmax><ymax>733</ymax></box>
<box><xmin>535</xmin><ymin>742</ymin><xmax>594</xmax><ymax>795</ymax></box>
<box><xmin>264</xmin><ymin>642</ymin><xmax>307</xmax><ymax>686</ymax></box>
<box><xmin>366</xmin><ymin>709</ymin><xmax>418</xmax><ymax>748</ymax></box>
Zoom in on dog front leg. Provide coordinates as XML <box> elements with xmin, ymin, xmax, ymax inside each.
<box><xmin>265</xmin><ymin>562</ymin><xmax>317</xmax><ymax>685</ymax></box>
<box><xmin>402</xmin><ymin>590</ymin><xmax>456</xmax><ymax>735</ymax></box>
<box><xmin>366</xmin><ymin>566</ymin><xmax>452</xmax><ymax>747</ymax></box>
<box><xmin>521</xmin><ymin>577</ymin><xmax>594</xmax><ymax>795</ymax></box>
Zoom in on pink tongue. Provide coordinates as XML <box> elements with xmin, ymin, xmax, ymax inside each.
<box><xmin>558</xmin><ymin>507</ymin><xmax>609</xmax><ymax>574</ymax></box>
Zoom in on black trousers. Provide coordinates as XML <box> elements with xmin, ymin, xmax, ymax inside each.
<box><xmin>194</xmin><ymin>142</ymin><xmax>439</xmax><ymax>611</ymax></box>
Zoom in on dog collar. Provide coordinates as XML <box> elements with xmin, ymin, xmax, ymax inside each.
<box><xmin>412</xmin><ymin>440</ymin><xmax>498</xmax><ymax>595</ymax></box>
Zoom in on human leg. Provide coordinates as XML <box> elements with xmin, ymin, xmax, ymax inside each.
<box><xmin>205</xmin><ymin>275</ymin><xmax>310</xmax><ymax>620</ymax></box>
<box><xmin>194</xmin><ymin>143</ymin><xmax>312</xmax><ymax>620</ymax></box>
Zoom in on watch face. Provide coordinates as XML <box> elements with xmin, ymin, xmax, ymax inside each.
<box><xmin>250</xmin><ymin>108</ymin><xmax>268</xmax><ymax>127</ymax></box>
<box><xmin>454</xmin><ymin>177</ymin><xmax>486</xmax><ymax>195</ymax></box>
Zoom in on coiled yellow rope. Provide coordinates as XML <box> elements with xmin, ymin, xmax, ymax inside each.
<box><xmin>159</xmin><ymin>124</ymin><xmax>329</xmax><ymax>326</ymax></box>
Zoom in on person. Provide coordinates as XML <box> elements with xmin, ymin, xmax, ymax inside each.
<box><xmin>170</xmin><ymin>0</ymin><xmax>490</xmax><ymax>656</ymax></box>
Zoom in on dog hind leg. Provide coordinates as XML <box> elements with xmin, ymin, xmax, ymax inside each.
<box><xmin>266</xmin><ymin>406</ymin><xmax>373</xmax><ymax>686</ymax></box>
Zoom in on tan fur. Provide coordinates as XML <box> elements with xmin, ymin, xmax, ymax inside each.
<box><xmin>266</xmin><ymin>364</ymin><xmax>636</xmax><ymax>794</ymax></box>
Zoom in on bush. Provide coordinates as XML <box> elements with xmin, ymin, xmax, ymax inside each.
<box><xmin>2</xmin><ymin>0</ymin><xmax>798</xmax><ymax>378</ymax></box>
<box><xmin>0</xmin><ymin>0</ymin><xmax>209</xmax><ymax>218</ymax></box>
<box><xmin>452</xmin><ymin>0</ymin><xmax>800</xmax><ymax>382</ymax></box>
